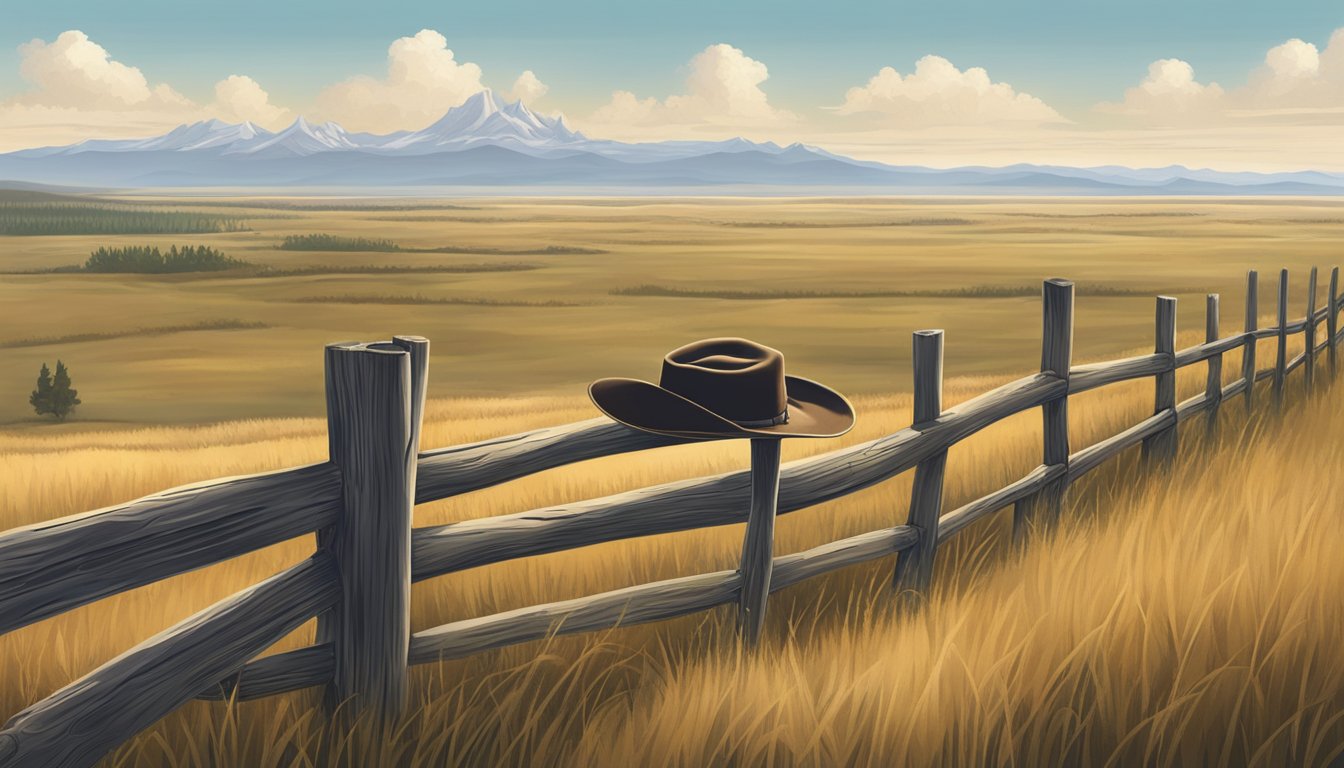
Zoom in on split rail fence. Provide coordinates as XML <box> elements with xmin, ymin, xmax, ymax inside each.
<box><xmin>1</xmin><ymin>267</ymin><xmax>1341</xmax><ymax>767</ymax></box>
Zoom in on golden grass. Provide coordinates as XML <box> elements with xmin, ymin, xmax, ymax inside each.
<box><xmin>1</xmin><ymin>197</ymin><xmax>1340</xmax><ymax>424</ymax></box>
<box><xmin>2</xmin><ymin>348</ymin><xmax>1340</xmax><ymax>765</ymax></box>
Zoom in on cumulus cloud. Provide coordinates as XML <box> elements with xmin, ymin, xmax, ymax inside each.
<box><xmin>507</xmin><ymin>70</ymin><xmax>548</xmax><ymax>104</ymax></box>
<box><xmin>1099</xmin><ymin>28</ymin><xmax>1344</xmax><ymax>124</ymax></box>
<box><xmin>209</xmin><ymin>75</ymin><xmax>290</xmax><ymax>126</ymax></box>
<box><xmin>585</xmin><ymin>43</ymin><xmax>793</xmax><ymax>139</ymax></box>
<box><xmin>0</xmin><ymin>30</ymin><xmax>294</xmax><ymax>150</ymax></box>
<box><xmin>314</xmin><ymin>29</ymin><xmax>485</xmax><ymax>132</ymax></box>
<box><xmin>15</xmin><ymin>30</ymin><xmax>187</xmax><ymax>110</ymax></box>
<box><xmin>1094</xmin><ymin>58</ymin><xmax>1225</xmax><ymax>123</ymax></box>
<box><xmin>835</xmin><ymin>55</ymin><xmax>1064</xmax><ymax>126</ymax></box>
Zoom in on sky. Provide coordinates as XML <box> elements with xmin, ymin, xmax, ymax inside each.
<box><xmin>1</xmin><ymin>0</ymin><xmax>1342</xmax><ymax>170</ymax></box>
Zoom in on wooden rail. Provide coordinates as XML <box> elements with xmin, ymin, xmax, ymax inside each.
<box><xmin>1</xmin><ymin>267</ymin><xmax>1341</xmax><ymax>767</ymax></box>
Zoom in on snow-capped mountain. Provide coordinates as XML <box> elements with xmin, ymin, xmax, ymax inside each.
<box><xmin>3</xmin><ymin>89</ymin><xmax>1343</xmax><ymax>193</ymax></box>
<box><xmin>234</xmin><ymin>116</ymin><xmax>361</xmax><ymax>157</ymax></box>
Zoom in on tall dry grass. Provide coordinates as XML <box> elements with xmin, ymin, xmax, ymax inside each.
<box><xmin>1</xmin><ymin>340</ymin><xmax>1340</xmax><ymax>766</ymax></box>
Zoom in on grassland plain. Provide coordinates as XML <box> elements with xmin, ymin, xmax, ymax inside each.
<box><xmin>1</xmin><ymin>196</ymin><xmax>1342</xmax><ymax>424</ymax></box>
<box><xmin>0</xmin><ymin>351</ymin><xmax>1339</xmax><ymax>766</ymax></box>
<box><xmin>1</xmin><ymin>195</ymin><xmax>1343</xmax><ymax>765</ymax></box>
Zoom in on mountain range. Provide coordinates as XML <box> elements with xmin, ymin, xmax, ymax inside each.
<box><xmin>2</xmin><ymin>89</ymin><xmax>1343</xmax><ymax>195</ymax></box>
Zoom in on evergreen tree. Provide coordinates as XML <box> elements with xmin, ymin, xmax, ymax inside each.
<box><xmin>29</xmin><ymin>362</ymin><xmax>53</xmax><ymax>417</ymax></box>
<box><xmin>48</xmin><ymin>360</ymin><xmax>81</xmax><ymax>421</ymax></box>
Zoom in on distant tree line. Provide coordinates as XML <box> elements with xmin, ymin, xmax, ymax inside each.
<box><xmin>280</xmin><ymin>233</ymin><xmax>403</xmax><ymax>252</ymax></box>
<box><xmin>0</xmin><ymin>203</ymin><xmax>248</xmax><ymax>236</ymax></box>
<box><xmin>84</xmin><ymin>245</ymin><xmax>250</xmax><ymax>273</ymax></box>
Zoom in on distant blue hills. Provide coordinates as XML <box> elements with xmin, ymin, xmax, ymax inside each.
<box><xmin>2</xmin><ymin>89</ymin><xmax>1341</xmax><ymax>195</ymax></box>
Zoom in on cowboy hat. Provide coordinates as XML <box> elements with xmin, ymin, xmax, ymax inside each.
<box><xmin>588</xmin><ymin>337</ymin><xmax>855</xmax><ymax>440</ymax></box>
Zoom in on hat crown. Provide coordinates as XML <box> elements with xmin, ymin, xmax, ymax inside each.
<box><xmin>660</xmin><ymin>338</ymin><xmax>788</xmax><ymax>425</ymax></box>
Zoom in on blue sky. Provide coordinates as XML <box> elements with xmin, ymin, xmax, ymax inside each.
<box><xmin>3</xmin><ymin>0</ymin><xmax>1340</xmax><ymax>111</ymax></box>
<box><xmin>2</xmin><ymin>1</ymin><xmax>1343</xmax><ymax>168</ymax></box>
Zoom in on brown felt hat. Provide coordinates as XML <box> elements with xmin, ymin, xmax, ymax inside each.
<box><xmin>588</xmin><ymin>337</ymin><xmax>856</xmax><ymax>440</ymax></box>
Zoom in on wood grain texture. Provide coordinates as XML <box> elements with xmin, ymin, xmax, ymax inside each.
<box><xmin>320</xmin><ymin>340</ymin><xmax>423</xmax><ymax>722</ymax></box>
<box><xmin>1070</xmin><ymin>411</ymin><xmax>1174</xmax><ymax>481</ymax></box>
<box><xmin>1014</xmin><ymin>279</ymin><xmax>1073</xmax><ymax>544</ymax></box>
<box><xmin>1068</xmin><ymin>353</ymin><xmax>1168</xmax><ymax>394</ymax></box>
<box><xmin>1329</xmin><ymin>267</ymin><xmax>1339</xmax><ymax>374</ymax></box>
<box><xmin>1276</xmin><ymin>269</ymin><xmax>1290</xmax><ymax>404</ymax></box>
<box><xmin>197</xmin><ymin>644</ymin><xmax>333</xmax><ymax>702</ymax></box>
<box><xmin>1204</xmin><ymin>294</ymin><xmax>1222</xmax><ymax>437</ymax></box>
<box><xmin>738</xmin><ymin>438</ymin><xmax>782</xmax><ymax>648</ymax></box>
<box><xmin>1306</xmin><ymin>267</ymin><xmax>1319</xmax><ymax>390</ymax></box>
<box><xmin>1244</xmin><ymin>271</ymin><xmax>1258</xmax><ymax>411</ymax></box>
<box><xmin>937</xmin><ymin>463</ymin><xmax>1064</xmax><ymax>540</ymax></box>
<box><xmin>0</xmin><ymin>555</ymin><xmax>337</xmax><ymax>768</ymax></box>
<box><xmin>1173</xmin><ymin>331</ymin><xmax>1250</xmax><ymax>368</ymax></box>
<box><xmin>893</xmin><ymin>330</ymin><xmax>947</xmax><ymax>606</ymax></box>
<box><xmin>0</xmin><ymin>463</ymin><xmax>339</xmax><ymax>636</ymax></box>
<box><xmin>1142</xmin><ymin>297</ymin><xmax>1179</xmax><ymax>464</ymax></box>
<box><xmin>411</xmin><ymin>372</ymin><xmax>1065</xmax><ymax>581</ymax></box>
<box><xmin>416</xmin><ymin>419</ymin><xmax>681</xmax><ymax>504</ymax></box>
<box><xmin>408</xmin><ymin>525</ymin><xmax>918</xmax><ymax>665</ymax></box>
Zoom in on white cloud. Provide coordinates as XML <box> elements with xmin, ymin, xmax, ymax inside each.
<box><xmin>1095</xmin><ymin>58</ymin><xmax>1225</xmax><ymax>123</ymax></box>
<box><xmin>15</xmin><ymin>30</ymin><xmax>186</xmax><ymax>110</ymax></box>
<box><xmin>507</xmin><ymin>70</ymin><xmax>548</xmax><ymax>104</ymax></box>
<box><xmin>585</xmin><ymin>43</ymin><xmax>793</xmax><ymax>139</ymax></box>
<box><xmin>0</xmin><ymin>30</ymin><xmax>294</xmax><ymax>150</ymax></box>
<box><xmin>209</xmin><ymin>75</ymin><xmax>290</xmax><ymax>126</ymax></box>
<box><xmin>314</xmin><ymin>29</ymin><xmax>485</xmax><ymax>132</ymax></box>
<box><xmin>835</xmin><ymin>55</ymin><xmax>1065</xmax><ymax>126</ymax></box>
<box><xmin>1099</xmin><ymin>28</ymin><xmax>1344</xmax><ymax>125</ymax></box>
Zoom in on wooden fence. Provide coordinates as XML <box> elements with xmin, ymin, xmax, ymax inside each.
<box><xmin>0</xmin><ymin>268</ymin><xmax>1341</xmax><ymax>767</ymax></box>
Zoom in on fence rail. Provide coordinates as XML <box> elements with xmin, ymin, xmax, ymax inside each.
<box><xmin>0</xmin><ymin>267</ymin><xmax>1340</xmax><ymax>768</ymax></box>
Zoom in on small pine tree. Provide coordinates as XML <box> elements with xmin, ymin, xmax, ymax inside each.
<box><xmin>48</xmin><ymin>360</ymin><xmax>81</xmax><ymax>421</ymax></box>
<box><xmin>29</xmin><ymin>362</ymin><xmax>53</xmax><ymax>417</ymax></box>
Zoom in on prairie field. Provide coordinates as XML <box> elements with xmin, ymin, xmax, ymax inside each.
<box><xmin>1</xmin><ymin>195</ymin><xmax>1343</xmax><ymax>766</ymax></box>
<box><xmin>1</xmin><ymin>195</ymin><xmax>1342</xmax><ymax>424</ymax></box>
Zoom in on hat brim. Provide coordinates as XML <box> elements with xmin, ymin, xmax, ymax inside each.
<box><xmin>588</xmin><ymin>375</ymin><xmax>855</xmax><ymax>440</ymax></box>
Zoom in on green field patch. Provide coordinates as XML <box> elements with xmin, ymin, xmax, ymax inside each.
<box><xmin>83</xmin><ymin>245</ymin><xmax>250</xmax><ymax>273</ymax></box>
<box><xmin>0</xmin><ymin>203</ymin><xmax>249</xmax><ymax>235</ymax></box>
<box><xmin>0</xmin><ymin>320</ymin><xmax>269</xmax><ymax>349</ymax></box>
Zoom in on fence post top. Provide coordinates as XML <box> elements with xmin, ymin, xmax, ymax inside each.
<box><xmin>913</xmin><ymin>329</ymin><xmax>944</xmax><ymax>339</ymax></box>
<box><xmin>326</xmin><ymin>340</ymin><xmax>410</xmax><ymax>356</ymax></box>
<box><xmin>1044</xmin><ymin>277</ymin><xmax>1074</xmax><ymax>288</ymax></box>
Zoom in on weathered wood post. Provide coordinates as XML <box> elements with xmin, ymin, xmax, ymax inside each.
<box><xmin>1142</xmin><ymin>297</ymin><xmax>1178</xmax><ymax>464</ymax></box>
<box><xmin>1013</xmin><ymin>279</ymin><xmax>1073</xmax><ymax>546</ymax></box>
<box><xmin>893</xmin><ymin>330</ymin><xmax>947</xmax><ymax>608</ymax></box>
<box><xmin>320</xmin><ymin>336</ymin><xmax>428</xmax><ymax>725</ymax></box>
<box><xmin>738</xmin><ymin>437</ymin><xmax>782</xmax><ymax>648</ymax></box>
<box><xmin>1329</xmin><ymin>267</ymin><xmax>1339</xmax><ymax>375</ymax></box>
<box><xmin>1204</xmin><ymin>294</ymin><xmax>1222</xmax><ymax>437</ymax></box>
<box><xmin>1274</xmin><ymin>269</ymin><xmax>1289</xmax><ymax>406</ymax></box>
<box><xmin>1243</xmin><ymin>271</ymin><xmax>1257</xmax><ymax>412</ymax></box>
<box><xmin>1305</xmin><ymin>266</ymin><xmax>1318</xmax><ymax>391</ymax></box>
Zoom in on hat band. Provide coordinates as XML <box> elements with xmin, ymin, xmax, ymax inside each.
<box><xmin>731</xmin><ymin>409</ymin><xmax>789</xmax><ymax>428</ymax></box>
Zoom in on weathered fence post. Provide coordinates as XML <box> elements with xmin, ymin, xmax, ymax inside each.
<box><xmin>893</xmin><ymin>330</ymin><xmax>947</xmax><ymax>608</ymax></box>
<box><xmin>320</xmin><ymin>336</ymin><xmax>428</xmax><ymax>725</ymax></box>
<box><xmin>1329</xmin><ymin>267</ymin><xmax>1339</xmax><ymax>375</ymax></box>
<box><xmin>1243</xmin><ymin>271</ymin><xmax>1258</xmax><ymax>411</ymax></box>
<box><xmin>1013</xmin><ymin>279</ymin><xmax>1073</xmax><ymax>545</ymax></box>
<box><xmin>1204</xmin><ymin>294</ymin><xmax>1222</xmax><ymax>437</ymax></box>
<box><xmin>1305</xmin><ymin>267</ymin><xmax>1318</xmax><ymax>391</ymax></box>
<box><xmin>1142</xmin><ymin>296</ymin><xmax>1178</xmax><ymax>464</ymax></box>
<box><xmin>738</xmin><ymin>437</ymin><xmax>782</xmax><ymax>648</ymax></box>
<box><xmin>1275</xmin><ymin>269</ymin><xmax>1289</xmax><ymax>406</ymax></box>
